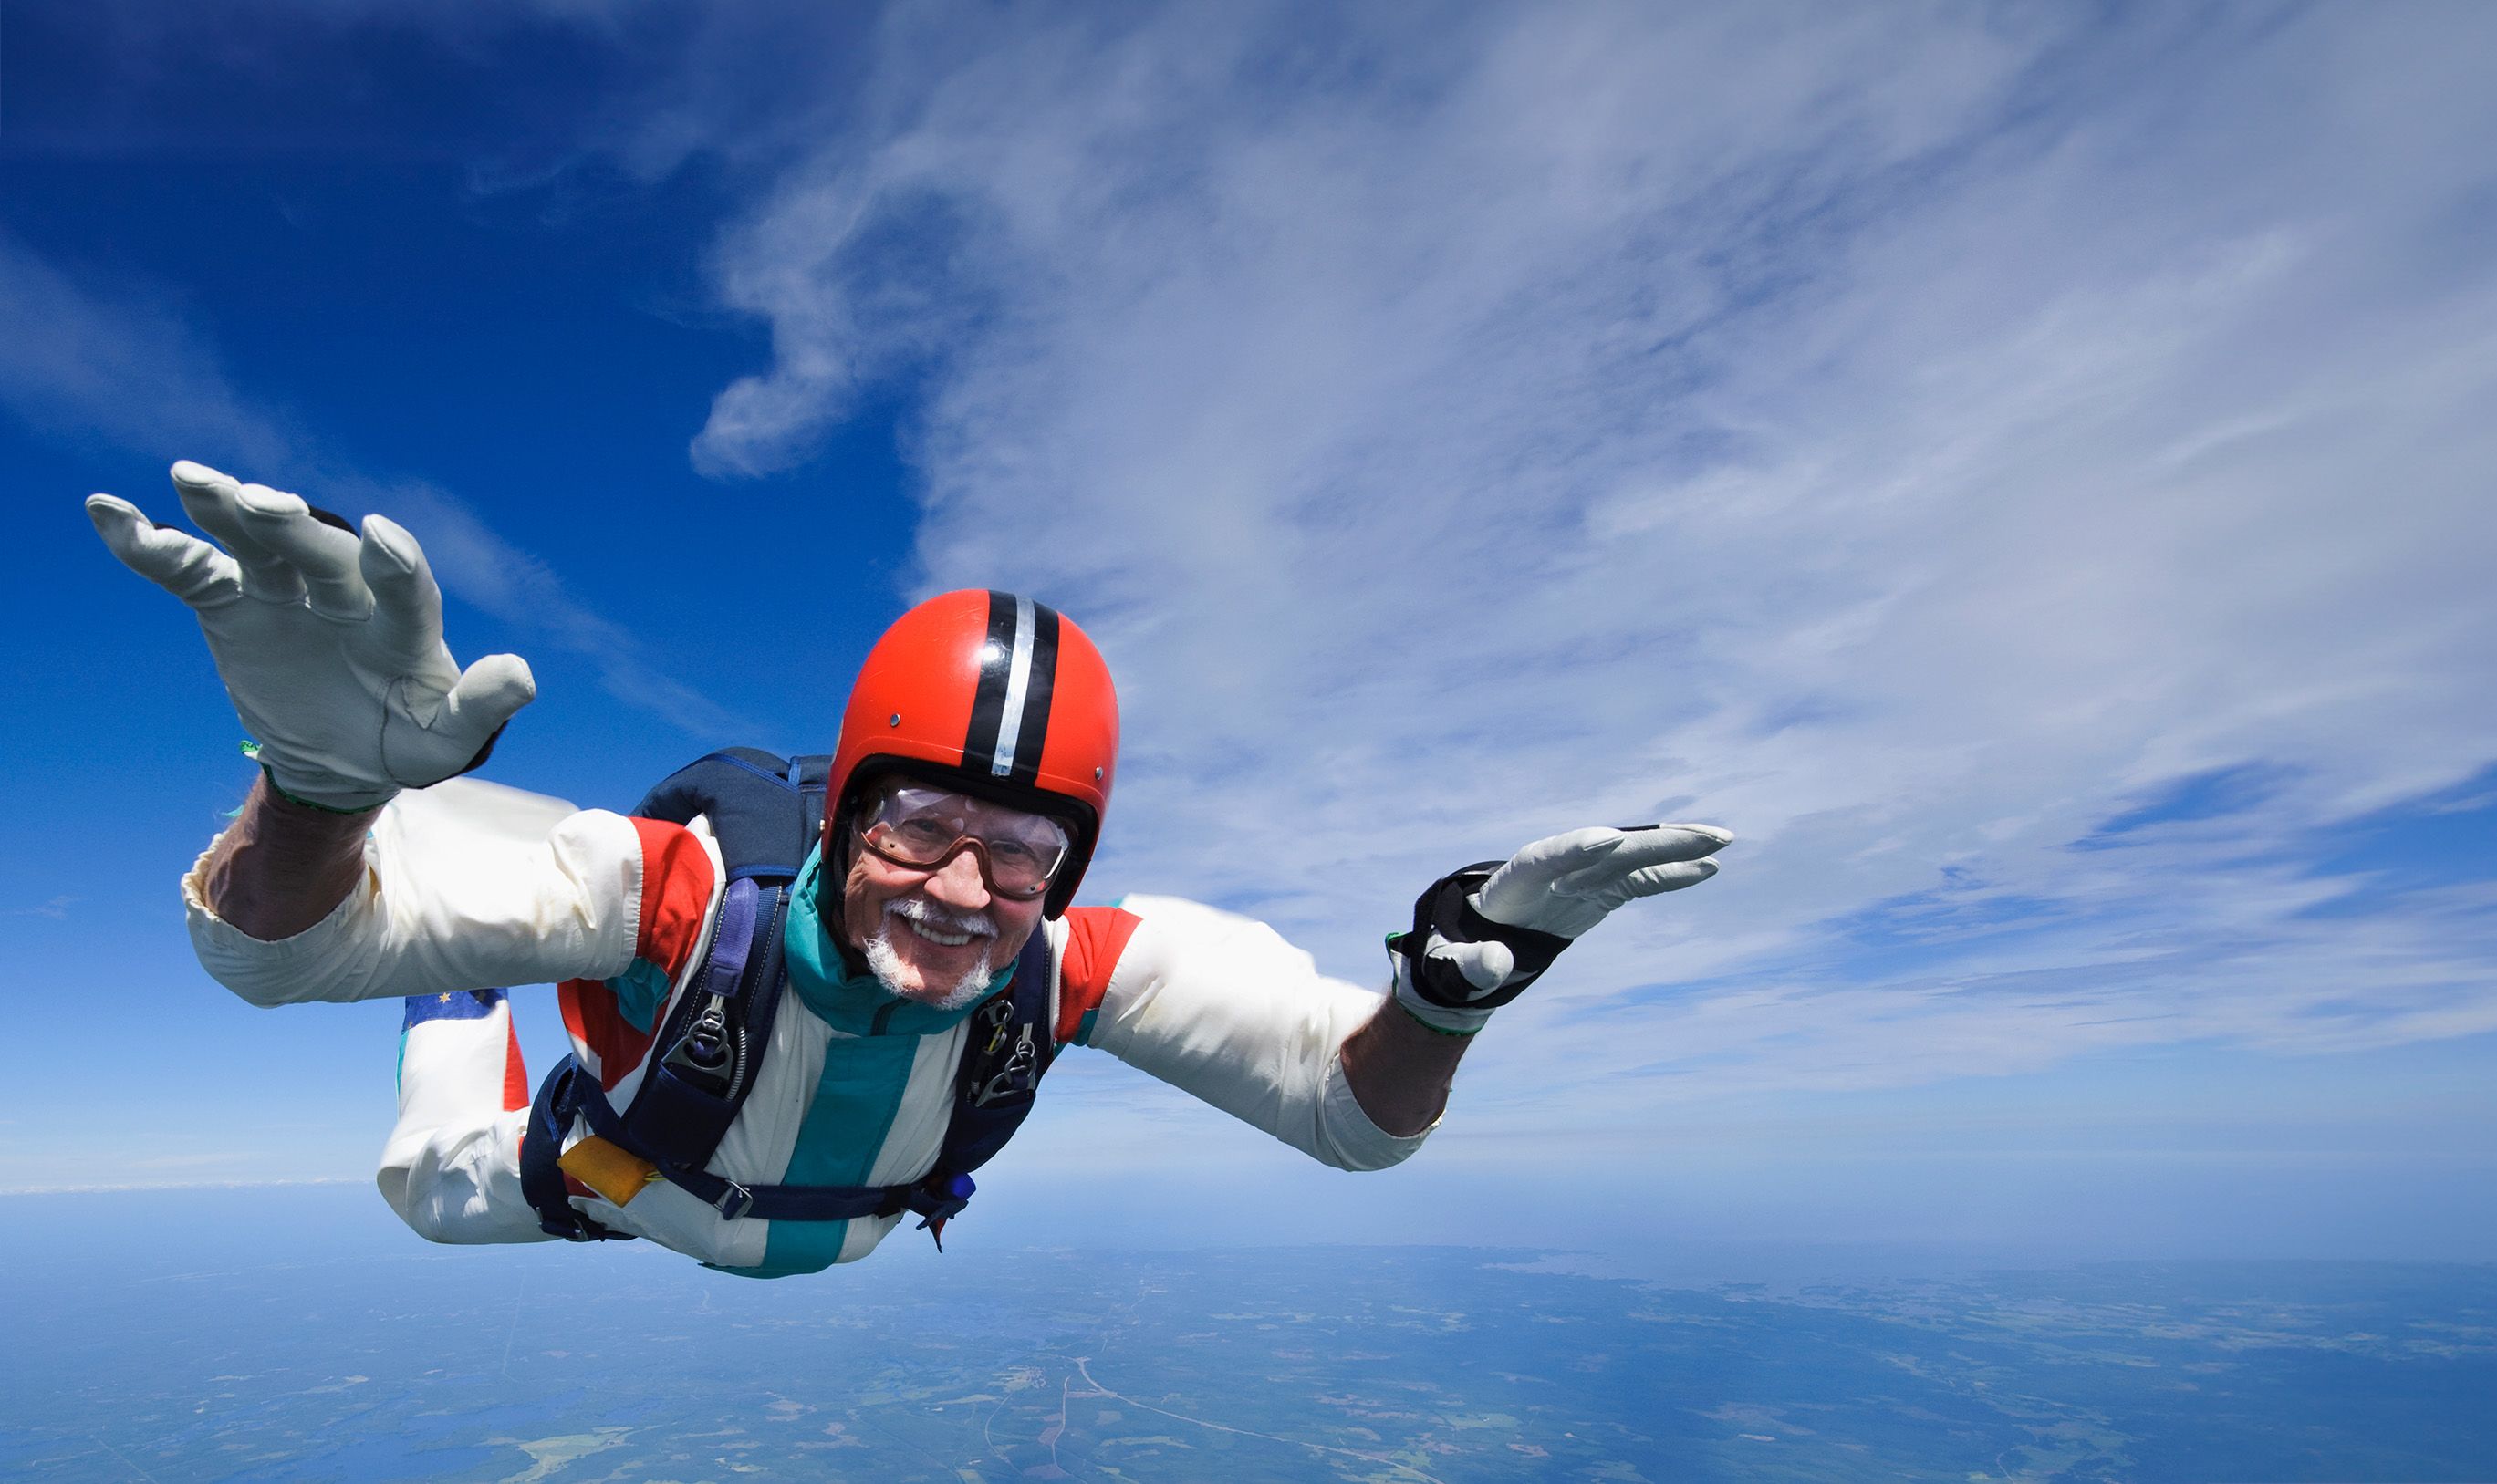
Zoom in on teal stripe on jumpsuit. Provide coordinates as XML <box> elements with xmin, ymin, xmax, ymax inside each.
<box><xmin>732</xmin><ymin>844</ymin><xmax>1013</xmax><ymax>1278</ymax></box>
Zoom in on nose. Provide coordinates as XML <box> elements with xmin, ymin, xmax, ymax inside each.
<box><xmin>919</xmin><ymin>846</ymin><xmax>994</xmax><ymax>909</ymax></box>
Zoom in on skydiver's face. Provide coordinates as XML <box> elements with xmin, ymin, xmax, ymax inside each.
<box><xmin>836</xmin><ymin>791</ymin><xmax>1050</xmax><ymax>1011</ymax></box>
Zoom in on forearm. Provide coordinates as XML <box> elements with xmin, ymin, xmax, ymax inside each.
<box><xmin>200</xmin><ymin>774</ymin><xmax>381</xmax><ymax>941</ymax></box>
<box><xmin>1338</xmin><ymin>1000</ymin><xmax>1472</xmax><ymax>1137</ymax></box>
<box><xmin>186</xmin><ymin>777</ymin><xmax>650</xmax><ymax>1007</ymax></box>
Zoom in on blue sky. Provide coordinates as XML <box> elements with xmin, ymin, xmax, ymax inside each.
<box><xmin>3</xmin><ymin>1</ymin><xmax>2492</xmax><ymax>1263</ymax></box>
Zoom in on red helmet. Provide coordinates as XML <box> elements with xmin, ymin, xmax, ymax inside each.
<box><xmin>827</xmin><ymin>590</ymin><xmax>1118</xmax><ymax>917</ymax></box>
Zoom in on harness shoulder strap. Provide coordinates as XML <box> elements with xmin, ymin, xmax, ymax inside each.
<box><xmin>940</xmin><ymin>927</ymin><xmax>1060</xmax><ymax>1172</ymax></box>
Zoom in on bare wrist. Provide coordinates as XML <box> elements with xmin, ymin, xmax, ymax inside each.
<box><xmin>203</xmin><ymin>775</ymin><xmax>381</xmax><ymax>941</ymax></box>
<box><xmin>1341</xmin><ymin>997</ymin><xmax>1472</xmax><ymax>1137</ymax></box>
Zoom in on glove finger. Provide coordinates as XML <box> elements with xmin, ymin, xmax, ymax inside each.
<box><xmin>380</xmin><ymin>652</ymin><xmax>535</xmax><ymax>785</ymax></box>
<box><xmin>172</xmin><ymin>462</ymin><xmax>302</xmax><ymax>605</ymax></box>
<box><xmin>234</xmin><ymin>483</ymin><xmax>374</xmax><ymax>621</ymax></box>
<box><xmin>1475</xmin><ymin>827</ymin><xmax>1622</xmax><ymax>912</ymax></box>
<box><xmin>359</xmin><ymin>514</ymin><xmax>449</xmax><ymax>670</ymax></box>
<box><xmin>1428</xmin><ymin>936</ymin><xmax>1515</xmax><ymax>995</ymax></box>
<box><xmin>1594</xmin><ymin>857</ymin><xmax>1719</xmax><ymax>908</ymax></box>
<box><xmin>1548</xmin><ymin>825</ymin><xmax>1733</xmax><ymax>895</ymax></box>
<box><xmin>1615</xmin><ymin>821</ymin><xmax>1735</xmax><ymax>855</ymax></box>
<box><xmin>1507</xmin><ymin>827</ymin><xmax>1628</xmax><ymax>876</ymax></box>
<box><xmin>439</xmin><ymin>652</ymin><xmax>538</xmax><ymax>742</ymax></box>
<box><xmin>87</xmin><ymin>494</ymin><xmax>242</xmax><ymax>607</ymax></box>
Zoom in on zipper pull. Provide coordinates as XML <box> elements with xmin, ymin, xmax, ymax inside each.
<box><xmin>665</xmin><ymin>996</ymin><xmax>734</xmax><ymax>1094</ymax></box>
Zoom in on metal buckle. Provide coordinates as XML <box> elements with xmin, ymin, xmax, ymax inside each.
<box><xmin>972</xmin><ymin>1033</ymin><xmax>1037</xmax><ymax>1107</ymax></box>
<box><xmin>713</xmin><ymin>1180</ymin><xmax>755</xmax><ymax>1220</ymax></box>
<box><xmin>976</xmin><ymin>995</ymin><xmax>1013</xmax><ymax>1056</ymax></box>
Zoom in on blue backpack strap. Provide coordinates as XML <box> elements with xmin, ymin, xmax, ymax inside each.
<box><xmin>520</xmin><ymin>1055</ymin><xmax>630</xmax><ymax>1241</ymax></box>
<box><xmin>618</xmin><ymin>877</ymin><xmax>779</xmax><ymax>1169</ymax></box>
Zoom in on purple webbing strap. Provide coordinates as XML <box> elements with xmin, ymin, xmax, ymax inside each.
<box><xmin>702</xmin><ymin>877</ymin><xmax>760</xmax><ymax>1001</ymax></box>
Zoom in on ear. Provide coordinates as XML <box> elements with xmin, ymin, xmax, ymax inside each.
<box><xmin>824</xmin><ymin>814</ymin><xmax>857</xmax><ymax>880</ymax></box>
<box><xmin>820</xmin><ymin>825</ymin><xmax>876</xmax><ymax>974</ymax></box>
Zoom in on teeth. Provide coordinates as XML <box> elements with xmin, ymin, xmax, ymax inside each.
<box><xmin>909</xmin><ymin>921</ymin><xmax>973</xmax><ymax>947</ymax></box>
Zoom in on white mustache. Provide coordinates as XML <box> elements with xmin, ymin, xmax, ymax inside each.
<box><xmin>886</xmin><ymin>898</ymin><xmax>997</xmax><ymax>939</ymax></box>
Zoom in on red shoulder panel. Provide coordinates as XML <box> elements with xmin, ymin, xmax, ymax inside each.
<box><xmin>556</xmin><ymin>817</ymin><xmax>719</xmax><ymax>1091</ymax></box>
<box><xmin>1056</xmin><ymin>906</ymin><xmax>1141</xmax><ymax>1044</ymax></box>
<box><xmin>559</xmin><ymin>978</ymin><xmax>654</xmax><ymax>1091</ymax></box>
<box><xmin>631</xmin><ymin>816</ymin><xmax>719</xmax><ymax>977</ymax></box>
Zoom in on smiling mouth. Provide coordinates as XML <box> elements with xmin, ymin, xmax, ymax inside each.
<box><xmin>903</xmin><ymin>918</ymin><xmax>977</xmax><ymax>949</ymax></box>
<box><xmin>888</xmin><ymin>900</ymin><xmax>996</xmax><ymax>950</ymax></box>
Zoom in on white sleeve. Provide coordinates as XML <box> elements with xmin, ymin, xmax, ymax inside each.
<box><xmin>1078</xmin><ymin>894</ymin><xmax>1435</xmax><ymax>1172</ymax></box>
<box><xmin>182</xmin><ymin>776</ymin><xmax>656</xmax><ymax>1008</ymax></box>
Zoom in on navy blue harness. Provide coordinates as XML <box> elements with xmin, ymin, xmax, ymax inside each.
<box><xmin>519</xmin><ymin>750</ymin><xmax>1058</xmax><ymax>1249</ymax></box>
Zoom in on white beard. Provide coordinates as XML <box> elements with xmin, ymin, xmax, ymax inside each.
<box><xmin>862</xmin><ymin>898</ymin><xmax>998</xmax><ymax>1012</ymax></box>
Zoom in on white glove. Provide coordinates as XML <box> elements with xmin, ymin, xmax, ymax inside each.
<box><xmin>1391</xmin><ymin>823</ymin><xmax>1731</xmax><ymax>1033</ymax></box>
<box><xmin>88</xmin><ymin>461</ymin><xmax>536</xmax><ymax>811</ymax></box>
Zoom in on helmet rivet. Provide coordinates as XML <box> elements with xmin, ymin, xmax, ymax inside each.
<box><xmin>1094</xmin><ymin>766</ymin><xmax>1104</xmax><ymax>781</ymax></box>
<box><xmin>889</xmin><ymin>713</ymin><xmax>900</xmax><ymax>727</ymax></box>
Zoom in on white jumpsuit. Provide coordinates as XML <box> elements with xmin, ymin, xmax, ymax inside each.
<box><xmin>184</xmin><ymin>779</ymin><xmax>1432</xmax><ymax>1275</ymax></box>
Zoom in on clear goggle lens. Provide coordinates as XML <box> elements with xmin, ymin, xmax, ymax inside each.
<box><xmin>856</xmin><ymin>785</ymin><xmax>1073</xmax><ymax>900</ymax></box>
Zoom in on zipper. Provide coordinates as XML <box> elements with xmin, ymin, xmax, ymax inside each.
<box><xmin>718</xmin><ymin>887</ymin><xmax>786</xmax><ymax>1103</ymax></box>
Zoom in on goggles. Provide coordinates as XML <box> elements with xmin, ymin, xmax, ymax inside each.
<box><xmin>853</xmin><ymin>784</ymin><xmax>1074</xmax><ymax>901</ymax></box>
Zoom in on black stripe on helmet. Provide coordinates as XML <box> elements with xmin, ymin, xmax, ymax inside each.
<box><xmin>962</xmin><ymin>590</ymin><xmax>1019</xmax><ymax>773</ymax></box>
<box><xmin>1006</xmin><ymin>602</ymin><xmax>1060</xmax><ymax>788</ymax></box>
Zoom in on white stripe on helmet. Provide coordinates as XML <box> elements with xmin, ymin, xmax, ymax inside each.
<box><xmin>989</xmin><ymin>594</ymin><xmax>1037</xmax><ymax>777</ymax></box>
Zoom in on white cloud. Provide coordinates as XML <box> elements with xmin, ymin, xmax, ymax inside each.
<box><xmin>692</xmin><ymin>1</ymin><xmax>2497</xmax><ymax>1120</ymax></box>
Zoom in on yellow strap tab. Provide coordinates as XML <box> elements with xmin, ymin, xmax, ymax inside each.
<box><xmin>557</xmin><ymin>1136</ymin><xmax>661</xmax><ymax>1208</ymax></box>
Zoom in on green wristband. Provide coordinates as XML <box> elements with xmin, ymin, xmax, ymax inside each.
<box><xmin>258</xmin><ymin>763</ymin><xmax>384</xmax><ymax>816</ymax></box>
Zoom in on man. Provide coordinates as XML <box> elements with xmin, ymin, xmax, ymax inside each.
<box><xmin>88</xmin><ymin>461</ymin><xmax>1731</xmax><ymax>1277</ymax></box>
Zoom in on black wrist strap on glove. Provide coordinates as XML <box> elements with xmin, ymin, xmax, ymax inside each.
<box><xmin>1389</xmin><ymin>862</ymin><xmax>1574</xmax><ymax>1012</ymax></box>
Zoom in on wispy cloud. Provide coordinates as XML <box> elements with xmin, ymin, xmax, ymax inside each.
<box><xmin>322</xmin><ymin>472</ymin><xmax>752</xmax><ymax>736</ymax></box>
<box><xmin>0</xmin><ymin>228</ymin><xmax>746</xmax><ymax>737</ymax></box>
<box><xmin>689</xmin><ymin>3</ymin><xmax>2497</xmax><ymax>1111</ymax></box>
<box><xmin>0</xmin><ymin>233</ymin><xmax>293</xmax><ymax>469</ymax></box>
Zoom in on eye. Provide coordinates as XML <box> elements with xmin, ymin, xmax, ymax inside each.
<box><xmin>988</xmin><ymin>839</ymin><xmax>1039</xmax><ymax>868</ymax></box>
<box><xmin>895</xmin><ymin>817</ymin><xmax>952</xmax><ymax>847</ymax></box>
